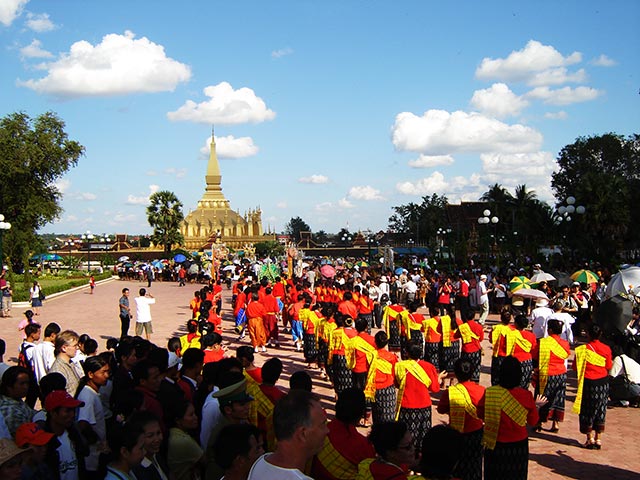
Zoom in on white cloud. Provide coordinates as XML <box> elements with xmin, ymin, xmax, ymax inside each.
<box><xmin>299</xmin><ymin>174</ymin><xmax>329</xmax><ymax>184</ymax></box>
<box><xmin>25</xmin><ymin>12</ymin><xmax>55</xmax><ymax>32</ymax></box>
<box><xmin>164</xmin><ymin>167</ymin><xmax>187</xmax><ymax>179</ymax></box>
<box><xmin>526</xmin><ymin>86</ymin><xmax>601</xmax><ymax>105</ymax></box>
<box><xmin>527</xmin><ymin>67</ymin><xmax>587</xmax><ymax>87</ymax></box>
<box><xmin>20</xmin><ymin>39</ymin><xmax>52</xmax><ymax>58</ymax></box>
<box><xmin>126</xmin><ymin>184</ymin><xmax>159</xmax><ymax>205</ymax></box>
<box><xmin>470</xmin><ymin>83</ymin><xmax>529</xmax><ymax>118</ymax></box>
<box><xmin>348</xmin><ymin>185</ymin><xmax>384</xmax><ymax>201</ymax></box>
<box><xmin>18</xmin><ymin>30</ymin><xmax>191</xmax><ymax>98</ymax></box>
<box><xmin>590</xmin><ymin>54</ymin><xmax>616</xmax><ymax>67</ymax></box>
<box><xmin>65</xmin><ymin>214</ymin><xmax>78</xmax><ymax>222</ymax></box>
<box><xmin>544</xmin><ymin>111</ymin><xmax>568</xmax><ymax>120</ymax></box>
<box><xmin>480</xmin><ymin>152</ymin><xmax>556</xmax><ymax>180</ymax></box>
<box><xmin>271</xmin><ymin>47</ymin><xmax>293</xmax><ymax>59</ymax></box>
<box><xmin>396</xmin><ymin>171</ymin><xmax>452</xmax><ymax>195</ymax></box>
<box><xmin>167</xmin><ymin>82</ymin><xmax>275</xmax><ymax>125</ymax></box>
<box><xmin>200</xmin><ymin>135</ymin><xmax>259</xmax><ymax>159</ymax></box>
<box><xmin>0</xmin><ymin>0</ymin><xmax>28</xmax><ymax>26</ymax></box>
<box><xmin>54</xmin><ymin>178</ymin><xmax>71</xmax><ymax>194</ymax></box>
<box><xmin>77</xmin><ymin>192</ymin><xmax>96</xmax><ymax>201</ymax></box>
<box><xmin>315</xmin><ymin>202</ymin><xmax>333</xmax><ymax>213</ymax></box>
<box><xmin>338</xmin><ymin>198</ymin><xmax>355</xmax><ymax>208</ymax></box>
<box><xmin>476</xmin><ymin>40</ymin><xmax>581</xmax><ymax>84</ymax></box>
<box><xmin>108</xmin><ymin>213</ymin><xmax>138</xmax><ymax>225</ymax></box>
<box><xmin>276</xmin><ymin>201</ymin><xmax>287</xmax><ymax>209</ymax></box>
<box><xmin>408</xmin><ymin>154</ymin><xmax>454</xmax><ymax>168</ymax></box>
<box><xmin>392</xmin><ymin>109</ymin><xmax>542</xmax><ymax>155</ymax></box>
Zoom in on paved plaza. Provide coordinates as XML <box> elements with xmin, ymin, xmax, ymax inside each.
<box><xmin>2</xmin><ymin>277</ymin><xmax>638</xmax><ymax>479</ymax></box>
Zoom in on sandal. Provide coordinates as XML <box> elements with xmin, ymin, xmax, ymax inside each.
<box><xmin>583</xmin><ymin>440</ymin><xmax>596</xmax><ymax>450</ymax></box>
<box><xmin>594</xmin><ymin>440</ymin><xmax>602</xmax><ymax>450</ymax></box>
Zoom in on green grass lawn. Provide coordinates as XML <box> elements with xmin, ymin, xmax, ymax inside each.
<box><xmin>7</xmin><ymin>271</ymin><xmax>113</xmax><ymax>302</ymax></box>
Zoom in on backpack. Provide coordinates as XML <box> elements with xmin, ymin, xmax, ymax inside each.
<box><xmin>18</xmin><ymin>343</ymin><xmax>34</xmax><ymax>374</ymax></box>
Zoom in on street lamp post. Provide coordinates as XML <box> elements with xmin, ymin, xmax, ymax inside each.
<box><xmin>81</xmin><ymin>231</ymin><xmax>94</xmax><ymax>273</ymax></box>
<box><xmin>477</xmin><ymin>210</ymin><xmax>499</xmax><ymax>262</ymax></box>
<box><xmin>0</xmin><ymin>214</ymin><xmax>11</xmax><ymax>270</ymax></box>
<box><xmin>554</xmin><ymin>196</ymin><xmax>585</xmax><ymax>261</ymax></box>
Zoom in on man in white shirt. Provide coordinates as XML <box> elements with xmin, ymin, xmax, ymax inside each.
<box><xmin>548</xmin><ymin>301</ymin><xmax>575</xmax><ymax>345</ymax></box>
<box><xmin>477</xmin><ymin>274</ymin><xmax>490</xmax><ymax>325</ymax></box>
<box><xmin>248</xmin><ymin>390</ymin><xmax>328</xmax><ymax>480</ymax></box>
<box><xmin>134</xmin><ymin>288</ymin><xmax>156</xmax><ymax>340</ymax></box>
<box><xmin>529</xmin><ymin>298</ymin><xmax>554</xmax><ymax>339</ymax></box>
<box><xmin>32</xmin><ymin>322</ymin><xmax>60</xmax><ymax>383</ymax></box>
<box><xmin>609</xmin><ymin>349</ymin><xmax>640</xmax><ymax>407</ymax></box>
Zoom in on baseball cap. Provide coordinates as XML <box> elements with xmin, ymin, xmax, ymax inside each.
<box><xmin>15</xmin><ymin>423</ymin><xmax>55</xmax><ymax>448</ymax></box>
<box><xmin>44</xmin><ymin>390</ymin><xmax>85</xmax><ymax>411</ymax></box>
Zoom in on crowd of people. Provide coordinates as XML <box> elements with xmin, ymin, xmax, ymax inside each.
<box><xmin>0</xmin><ymin>259</ymin><xmax>638</xmax><ymax>480</ymax></box>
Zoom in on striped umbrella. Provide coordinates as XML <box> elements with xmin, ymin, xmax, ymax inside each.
<box><xmin>509</xmin><ymin>276</ymin><xmax>532</xmax><ymax>293</ymax></box>
<box><xmin>571</xmin><ymin>269</ymin><xmax>599</xmax><ymax>284</ymax></box>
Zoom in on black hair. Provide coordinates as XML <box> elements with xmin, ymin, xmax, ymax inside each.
<box><xmin>201</xmin><ymin>332</ymin><xmax>222</xmax><ymax>349</ymax></box>
<box><xmin>181</xmin><ymin>348</ymin><xmax>205</xmax><ymax>370</ymax></box>
<box><xmin>24</xmin><ymin>322</ymin><xmax>41</xmax><ymax>337</ymax></box>
<box><xmin>261</xmin><ymin>358</ymin><xmax>283</xmax><ymax>385</ymax></box>
<box><xmin>514</xmin><ymin>314</ymin><xmax>529</xmax><ymax>330</ymax></box>
<box><xmin>106</xmin><ymin>419</ymin><xmax>144</xmax><ymax>460</ymax></box>
<box><xmin>75</xmin><ymin>355</ymin><xmax>110</xmax><ymax>397</ymax></box>
<box><xmin>588</xmin><ymin>323</ymin><xmax>603</xmax><ymax>341</ymax></box>
<box><xmin>368</xmin><ymin>421</ymin><xmax>408</xmax><ymax>458</ymax></box>
<box><xmin>187</xmin><ymin>320</ymin><xmax>199</xmax><ymax>334</ymax></box>
<box><xmin>78</xmin><ymin>334</ymin><xmax>91</xmax><ymax>345</ymax></box>
<box><xmin>106</xmin><ymin>337</ymin><xmax>119</xmax><ymax>350</ymax></box>
<box><xmin>236</xmin><ymin>345</ymin><xmax>255</xmax><ymax>364</ymax></box>
<box><xmin>83</xmin><ymin>338</ymin><xmax>98</xmax><ymax>355</ymax></box>
<box><xmin>500</xmin><ymin>306</ymin><xmax>512</xmax><ymax>325</ymax></box>
<box><xmin>167</xmin><ymin>400</ymin><xmax>193</xmax><ymax>428</ymax></box>
<box><xmin>499</xmin><ymin>356</ymin><xmax>522</xmax><ymax>389</ymax></box>
<box><xmin>0</xmin><ymin>338</ymin><xmax>5</xmax><ymax>357</ymax></box>
<box><xmin>547</xmin><ymin>319</ymin><xmax>563</xmax><ymax>336</ymax></box>
<box><xmin>419</xmin><ymin>425</ymin><xmax>464</xmax><ymax>478</ymax></box>
<box><xmin>0</xmin><ymin>366</ymin><xmax>30</xmax><ymax>395</ymax></box>
<box><xmin>453</xmin><ymin>358</ymin><xmax>473</xmax><ymax>383</ymax></box>
<box><xmin>407</xmin><ymin>342</ymin><xmax>423</xmax><ymax>360</ymax></box>
<box><xmin>24</xmin><ymin>310</ymin><xmax>34</xmax><ymax>321</ymax></box>
<box><xmin>139</xmin><ymin>288</ymin><xmax>146</xmax><ymax>296</ymax></box>
<box><xmin>354</xmin><ymin>317</ymin><xmax>368</xmax><ymax>333</ymax></box>
<box><xmin>131</xmin><ymin>360</ymin><xmax>158</xmax><ymax>384</ymax></box>
<box><xmin>115</xmin><ymin>339</ymin><xmax>136</xmax><ymax>364</ymax></box>
<box><xmin>273</xmin><ymin>390</ymin><xmax>320</xmax><ymax>441</ymax></box>
<box><xmin>147</xmin><ymin>347</ymin><xmax>169</xmax><ymax>373</ymax></box>
<box><xmin>39</xmin><ymin>372</ymin><xmax>66</xmax><ymax>403</ymax></box>
<box><xmin>289</xmin><ymin>370</ymin><xmax>313</xmax><ymax>392</ymax></box>
<box><xmin>335</xmin><ymin>388</ymin><xmax>366</xmax><ymax>425</ymax></box>
<box><xmin>44</xmin><ymin>322</ymin><xmax>61</xmax><ymax>338</ymax></box>
<box><xmin>374</xmin><ymin>331</ymin><xmax>388</xmax><ymax>349</ymax></box>
<box><xmin>167</xmin><ymin>337</ymin><xmax>181</xmax><ymax>354</ymax></box>
<box><xmin>214</xmin><ymin>423</ymin><xmax>262</xmax><ymax>470</ymax></box>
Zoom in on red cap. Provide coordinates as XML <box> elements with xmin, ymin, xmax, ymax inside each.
<box><xmin>15</xmin><ymin>423</ymin><xmax>55</xmax><ymax>447</ymax></box>
<box><xmin>44</xmin><ymin>390</ymin><xmax>84</xmax><ymax>411</ymax></box>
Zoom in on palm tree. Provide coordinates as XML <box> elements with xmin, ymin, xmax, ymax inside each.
<box><xmin>146</xmin><ymin>191</ymin><xmax>185</xmax><ymax>254</ymax></box>
<box><xmin>480</xmin><ymin>183</ymin><xmax>514</xmax><ymax>211</ymax></box>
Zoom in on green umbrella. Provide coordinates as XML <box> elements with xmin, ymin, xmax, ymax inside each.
<box><xmin>509</xmin><ymin>276</ymin><xmax>531</xmax><ymax>293</ymax></box>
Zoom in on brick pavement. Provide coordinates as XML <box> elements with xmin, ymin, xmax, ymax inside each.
<box><xmin>2</xmin><ymin>277</ymin><xmax>638</xmax><ymax>479</ymax></box>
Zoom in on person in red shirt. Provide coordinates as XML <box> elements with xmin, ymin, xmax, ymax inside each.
<box><xmin>437</xmin><ymin>358</ymin><xmax>485</xmax><ymax>480</ymax></box>
<box><xmin>338</xmin><ymin>291</ymin><xmax>359</xmax><ymax>320</ymax></box>
<box><xmin>437</xmin><ymin>313</ymin><xmax>462</xmax><ymax>383</ymax></box>
<box><xmin>571</xmin><ymin>323</ymin><xmax>613</xmax><ymax>449</ymax></box>
<box><xmin>245</xmin><ymin>292</ymin><xmax>268</xmax><ymax>352</ymax></box>
<box><xmin>178</xmin><ymin>265</ymin><xmax>187</xmax><ymax>287</ymax></box>
<box><xmin>454</xmin><ymin>310</ymin><xmax>484</xmax><ymax>383</ymax></box>
<box><xmin>356</xmin><ymin>421</ymin><xmax>416</xmax><ymax>480</ymax></box>
<box><xmin>212</xmin><ymin>280</ymin><xmax>223</xmax><ymax>314</ymax></box>
<box><xmin>369</xmin><ymin>332</ymin><xmax>398</xmax><ymax>424</ymax></box>
<box><xmin>202</xmin><ymin>332</ymin><xmax>226</xmax><ymax>364</ymax></box>
<box><xmin>422</xmin><ymin>314</ymin><xmax>442</xmax><ymax>371</ymax></box>
<box><xmin>329</xmin><ymin>315</ymin><xmax>357</xmax><ymax>396</ymax></box>
<box><xmin>260</xmin><ymin>287</ymin><xmax>280</xmax><ymax>347</ymax></box>
<box><xmin>457</xmin><ymin>273</ymin><xmax>470</xmax><ymax>320</ymax></box>
<box><xmin>349</xmin><ymin>317</ymin><xmax>376</xmax><ymax>426</ymax></box>
<box><xmin>394</xmin><ymin>343</ymin><xmax>445</xmax><ymax>452</ymax></box>
<box><xmin>312</xmin><ymin>388</ymin><xmax>375</xmax><ymax>480</ymax></box>
<box><xmin>478</xmin><ymin>357</ymin><xmax>542</xmax><ymax>480</ymax></box>
<box><xmin>234</xmin><ymin>285</ymin><xmax>248</xmax><ymax>336</ymax></box>
<box><xmin>356</xmin><ymin>286</ymin><xmax>375</xmax><ymax>333</ymax></box>
<box><xmin>512</xmin><ymin>314</ymin><xmax>537</xmax><ymax>389</ymax></box>
<box><xmin>532</xmin><ymin>319</ymin><xmax>570</xmax><ymax>434</ymax></box>
<box><xmin>490</xmin><ymin>306</ymin><xmax>515</xmax><ymax>386</ymax></box>
<box><xmin>258</xmin><ymin>358</ymin><xmax>286</xmax><ymax>450</ymax></box>
<box><xmin>189</xmin><ymin>290</ymin><xmax>202</xmax><ymax>319</ymax></box>
<box><xmin>437</xmin><ymin>277</ymin><xmax>454</xmax><ymax>317</ymax></box>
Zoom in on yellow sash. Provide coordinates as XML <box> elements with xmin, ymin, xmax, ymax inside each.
<box><xmin>355</xmin><ymin>459</ymin><xmax>420</xmax><ymax>480</ymax></box>
<box><xmin>423</xmin><ymin>317</ymin><xmax>439</xmax><ymax>333</ymax></box>
<box><xmin>448</xmin><ymin>383</ymin><xmax>479</xmax><ymax>432</ymax></box>
<box><xmin>572</xmin><ymin>345</ymin><xmax>606</xmax><ymax>415</ymax></box>
<box><xmin>243</xmin><ymin>372</ymin><xmax>274</xmax><ymax>429</ymax></box>
<box><xmin>349</xmin><ymin>336</ymin><xmax>376</xmax><ymax>370</ymax></box>
<box><xmin>491</xmin><ymin>325</ymin><xmax>509</xmax><ymax>357</ymax></box>
<box><xmin>506</xmin><ymin>329</ymin><xmax>532</xmax><ymax>356</ymax></box>
<box><xmin>441</xmin><ymin>315</ymin><xmax>454</xmax><ymax>347</ymax></box>
<box><xmin>364</xmin><ymin>351</ymin><xmax>393</xmax><ymax>402</ymax></box>
<box><xmin>538</xmin><ymin>336</ymin><xmax>569</xmax><ymax>393</ymax></box>
<box><xmin>325</xmin><ymin>323</ymin><xmax>338</xmax><ymax>364</ymax></box>
<box><xmin>317</xmin><ymin>435</ymin><xmax>358</xmax><ymax>480</ymax></box>
<box><xmin>343</xmin><ymin>333</ymin><xmax>356</xmax><ymax>370</ymax></box>
<box><xmin>482</xmin><ymin>386</ymin><xmax>528</xmax><ymax>450</ymax></box>
<box><xmin>404</xmin><ymin>313</ymin><xmax>423</xmax><ymax>339</ymax></box>
<box><xmin>458</xmin><ymin>322</ymin><xmax>479</xmax><ymax>344</ymax></box>
<box><xmin>394</xmin><ymin>360</ymin><xmax>431</xmax><ymax>420</ymax></box>
<box><xmin>383</xmin><ymin>305</ymin><xmax>404</xmax><ymax>337</ymax></box>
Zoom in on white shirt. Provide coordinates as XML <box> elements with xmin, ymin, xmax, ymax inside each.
<box><xmin>248</xmin><ymin>454</ymin><xmax>313</xmax><ymax>480</ymax></box>
<box><xmin>57</xmin><ymin>430</ymin><xmax>79</xmax><ymax>480</ymax></box>
<box><xmin>403</xmin><ymin>280</ymin><xmax>418</xmax><ymax>294</ymax></box>
<box><xmin>32</xmin><ymin>340</ymin><xmax>55</xmax><ymax>382</ymax></box>
<box><xmin>77</xmin><ymin>386</ymin><xmax>106</xmax><ymax>471</ymax></box>
<box><xmin>200</xmin><ymin>387</ymin><xmax>221</xmax><ymax>449</ymax></box>
<box><xmin>610</xmin><ymin>354</ymin><xmax>640</xmax><ymax>383</ymax></box>
<box><xmin>530</xmin><ymin>306</ymin><xmax>554</xmax><ymax>339</ymax></box>
<box><xmin>477</xmin><ymin>280</ymin><xmax>488</xmax><ymax>304</ymax></box>
<box><xmin>549</xmin><ymin>312</ymin><xmax>575</xmax><ymax>345</ymax></box>
<box><xmin>135</xmin><ymin>296</ymin><xmax>156</xmax><ymax>323</ymax></box>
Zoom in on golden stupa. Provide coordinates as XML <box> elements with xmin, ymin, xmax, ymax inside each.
<box><xmin>181</xmin><ymin>133</ymin><xmax>273</xmax><ymax>250</ymax></box>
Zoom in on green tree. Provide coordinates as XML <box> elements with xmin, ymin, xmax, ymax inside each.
<box><xmin>254</xmin><ymin>240</ymin><xmax>285</xmax><ymax>257</ymax></box>
<box><xmin>552</xmin><ymin>133</ymin><xmax>640</xmax><ymax>260</ymax></box>
<box><xmin>284</xmin><ymin>216</ymin><xmax>311</xmax><ymax>242</ymax></box>
<box><xmin>388</xmin><ymin>194</ymin><xmax>448</xmax><ymax>245</ymax></box>
<box><xmin>146</xmin><ymin>191</ymin><xmax>185</xmax><ymax>255</ymax></box>
<box><xmin>0</xmin><ymin>112</ymin><xmax>84</xmax><ymax>270</ymax></box>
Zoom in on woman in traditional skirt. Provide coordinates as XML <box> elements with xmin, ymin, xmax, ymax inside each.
<box><xmin>382</xmin><ymin>299</ymin><xmax>403</xmax><ymax>353</ymax></box>
<box><xmin>478</xmin><ymin>357</ymin><xmax>542</xmax><ymax>480</ymax></box>
<box><xmin>422</xmin><ymin>314</ymin><xmax>441</xmax><ymax>371</ymax></box>
<box><xmin>437</xmin><ymin>358</ymin><xmax>485</xmax><ymax>480</ymax></box>
<box><xmin>532</xmin><ymin>319</ymin><xmax>570</xmax><ymax>433</ymax></box>
<box><xmin>490</xmin><ymin>306</ymin><xmax>514</xmax><ymax>386</ymax></box>
<box><xmin>302</xmin><ymin>303</ymin><xmax>321</xmax><ymax>369</ymax></box>
<box><xmin>367</xmin><ymin>331</ymin><xmax>398</xmax><ymax>424</ymax></box>
<box><xmin>454</xmin><ymin>310</ymin><xmax>484</xmax><ymax>383</ymax></box>
<box><xmin>438</xmin><ymin>313</ymin><xmax>461</xmax><ymax>385</ymax></box>
<box><xmin>329</xmin><ymin>314</ymin><xmax>357</xmax><ymax>395</ymax></box>
<box><xmin>511</xmin><ymin>314</ymin><xmax>537</xmax><ymax>389</ymax></box>
<box><xmin>572</xmin><ymin>323</ymin><xmax>613</xmax><ymax>449</ymax></box>
<box><xmin>317</xmin><ymin>304</ymin><xmax>336</xmax><ymax>380</ymax></box>
<box><xmin>406</xmin><ymin>302</ymin><xmax>425</xmax><ymax>358</ymax></box>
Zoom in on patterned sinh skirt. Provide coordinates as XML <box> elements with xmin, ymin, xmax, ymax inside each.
<box><xmin>424</xmin><ymin>342</ymin><xmax>440</xmax><ymax>371</ymax></box>
<box><xmin>461</xmin><ymin>350</ymin><xmax>481</xmax><ymax>383</ymax></box>
<box><xmin>398</xmin><ymin>406</ymin><xmax>431</xmax><ymax>452</ymax></box>
<box><xmin>579</xmin><ymin>376</ymin><xmax>609</xmax><ymax>434</ymax></box>
<box><xmin>373</xmin><ymin>385</ymin><xmax>397</xmax><ymax>424</ymax></box>
<box><xmin>453</xmin><ymin>428</ymin><xmax>483</xmax><ymax>480</ymax></box>
<box><xmin>332</xmin><ymin>354</ymin><xmax>353</xmax><ymax>394</ymax></box>
<box><xmin>439</xmin><ymin>341</ymin><xmax>461</xmax><ymax>373</ymax></box>
<box><xmin>410</xmin><ymin>330</ymin><xmax>424</xmax><ymax>356</ymax></box>
<box><xmin>490</xmin><ymin>356</ymin><xmax>504</xmax><ymax>386</ymax></box>
<box><xmin>520</xmin><ymin>359</ymin><xmax>533</xmax><ymax>390</ymax></box>
<box><xmin>358</xmin><ymin>313</ymin><xmax>373</xmax><ymax>334</ymax></box>
<box><xmin>538</xmin><ymin>373</ymin><xmax>567</xmax><ymax>423</ymax></box>
<box><xmin>388</xmin><ymin>320</ymin><xmax>401</xmax><ymax>350</ymax></box>
<box><xmin>484</xmin><ymin>438</ymin><xmax>528</xmax><ymax>480</ymax></box>
<box><xmin>303</xmin><ymin>333</ymin><xmax>318</xmax><ymax>362</ymax></box>
<box><xmin>317</xmin><ymin>338</ymin><xmax>329</xmax><ymax>367</ymax></box>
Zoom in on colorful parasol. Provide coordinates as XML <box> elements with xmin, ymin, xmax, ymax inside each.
<box><xmin>570</xmin><ymin>269</ymin><xmax>599</xmax><ymax>284</ymax></box>
<box><xmin>509</xmin><ymin>276</ymin><xmax>531</xmax><ymax>293</ymax></box>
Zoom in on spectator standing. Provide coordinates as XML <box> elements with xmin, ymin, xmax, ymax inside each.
<box><xmin>48</xmin><ymin>330</ymin><xmax>83</xmax><ymax>397</ymax></box>
<box><xmin>135</xmin><ymin>288</ymin><xmax>156</xmax><ymax>341</ymax></box>
<box><xmin>118</xmin><ymin>288</ymin><xmax>131</xmax><ymax>339</ymax></box>
<box><xmin>32</xmin><ymin>323</ymin><xmax>60</xmax><ymax>383</ymax></box>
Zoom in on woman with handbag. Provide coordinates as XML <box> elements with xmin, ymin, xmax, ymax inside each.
<box><xmin>29</xmin><ymin>281</ymin><xmax>44</xmax><ymax>315</ymax></box>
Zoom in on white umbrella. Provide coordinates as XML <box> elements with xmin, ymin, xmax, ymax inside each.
<box><xmin>606</xmin><ymin>266</ymin><xmax>640</xmax><ymax>298</ymax></box>
<box><xmin>512</xmin><ymin>288</ymin><xmax>549</xmax><ymax>301</ymax></box>
<box><xmin>118</xmin><ymin>255</ymin><xmax>130</xmax><ymax>262</ymax></box>
<box><xmin>530</xmin><ymin>272</ymin><xmax>556</xmax><ymax>283</ymax></box>
<box><xmin>223</xmin><ymin>265</ymin><xmax>236</xmax><ymax>272</ymax></box>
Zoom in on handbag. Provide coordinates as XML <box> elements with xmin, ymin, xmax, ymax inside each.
<box><xmin>38</xmin><ymin>289</ymin><xmax>46</xmax><ymax>301</ymax></box>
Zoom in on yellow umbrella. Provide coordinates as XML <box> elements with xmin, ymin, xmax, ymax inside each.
<box><xmin>509</xmin><ymin>276</ymin><xmax>531</xmax><ymax>293</ymax></box>
<box><xmin>571</xmin><ymin>269</ymin><xmax>599</xmax><ymax>284</ymax></box>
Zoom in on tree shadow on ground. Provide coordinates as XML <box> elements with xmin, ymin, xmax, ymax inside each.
<box><xmin>530</xmin><ymin>450</ymin><xmax>638</xmax><ymax>480</ymax></box>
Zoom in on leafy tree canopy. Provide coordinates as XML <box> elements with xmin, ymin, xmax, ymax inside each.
<box><xmin>146</xmin><ymin>190</ymin><xmax>185</xmax><ymax>254</ymax></box>
<box><xmin>284</xmin><ymin>216</ymin><xmax>311</xmax><ymax>242</ymax></box>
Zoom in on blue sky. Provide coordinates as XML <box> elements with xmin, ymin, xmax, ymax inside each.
<box><xmin>1</xmin><ymin>0</ymin><xmax>638</xmax><ymax>236</ymax></box>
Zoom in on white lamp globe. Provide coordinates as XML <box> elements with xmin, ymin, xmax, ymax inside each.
<box><xmin>576</xmin><ymin>206</ymin><xmax>586</xmax><ymax>214</ymax></box>
<box><xmin>566</xmin><ymin>196</ymin><xmax>576</xmax><ymax>205</ymax></box>
<box><xmin>558</xmin><ymin>206</ymin><xmax>567</xmax><ymax>215</ymax></box>
<box><xmin>491</xmin><ymin>217</ymin><xmax>499</xmax><ymax>224</ymax></box>
<box><xmin>483</xmin><ymin>210</ymin><xmax>491</xmax><ymax>217</ymax></box>
<box><xmin>566</xmin><ymin>205</ymin><xmax>575</xmax><ymax>214</ymax></box>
